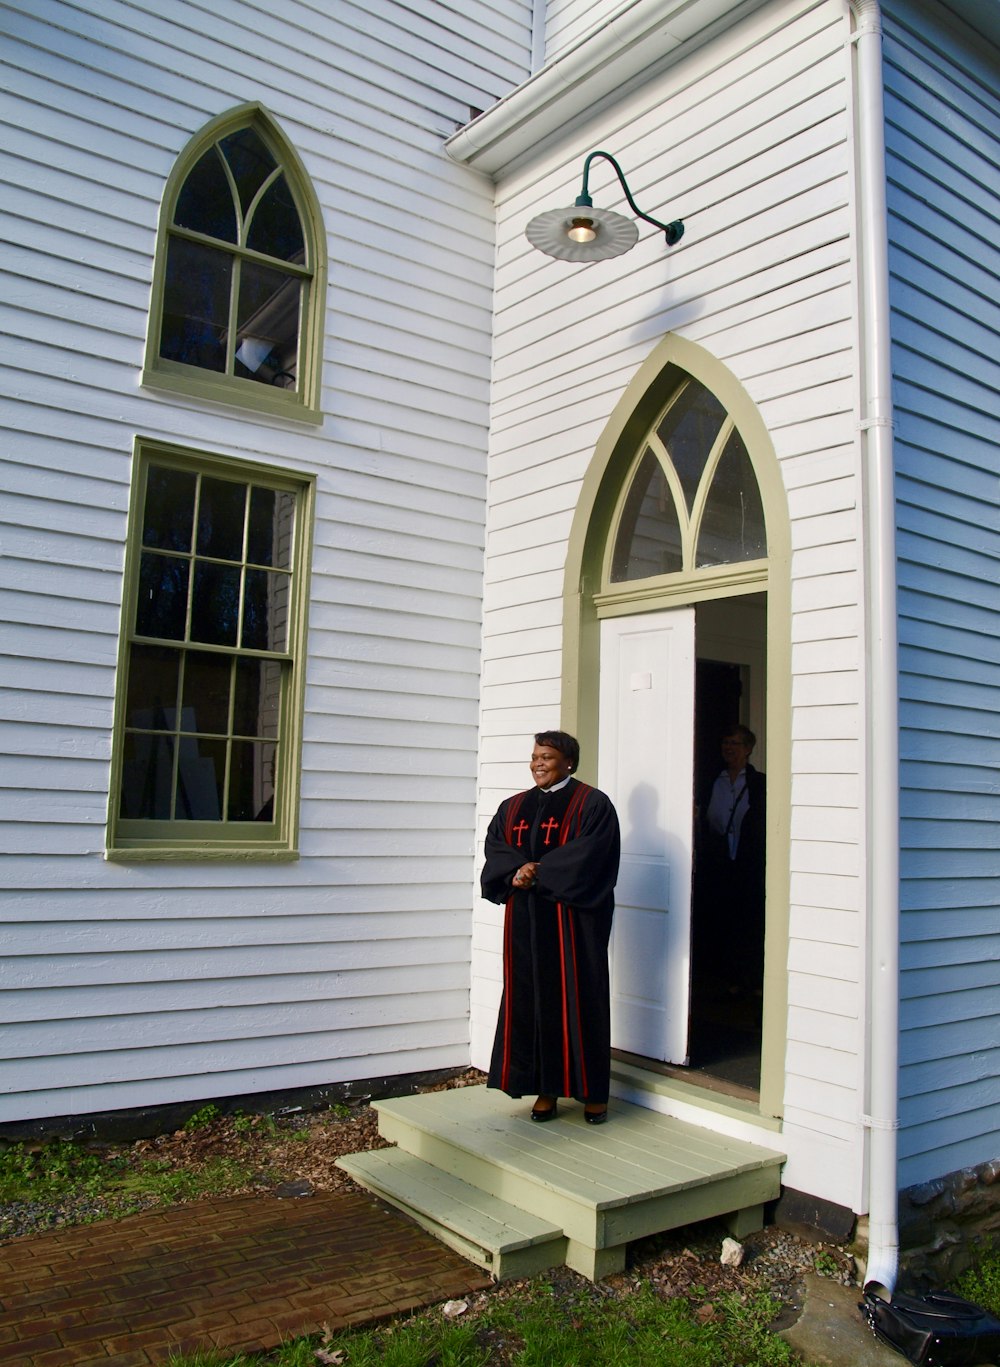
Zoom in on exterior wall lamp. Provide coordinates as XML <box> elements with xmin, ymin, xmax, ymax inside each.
<box><xmin>525</xmin><ymin>150</ymin><xmax>684</xmax><ymax>262</ymax></box>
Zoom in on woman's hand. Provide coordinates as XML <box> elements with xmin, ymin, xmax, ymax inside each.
<box><xmin>512</xmin><ymin>862</ymin><xmax>539</xmax><ymax>889</ymax></box>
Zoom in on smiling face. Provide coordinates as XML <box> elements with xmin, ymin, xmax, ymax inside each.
<box><xmin>530</xmin><ymin>744</ymin><xmax>573</xmax><ymax>790</ymax></box>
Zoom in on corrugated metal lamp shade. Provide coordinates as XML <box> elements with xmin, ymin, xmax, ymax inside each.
<box><xmin>525</xmin><ymin>202</ymin><xmax>639</xmax><ymax>261</ymax></box>
<box><xmin>525</xmin><ymin>150</ymin><xmax>684</xmax><ymax>263</ymax></box>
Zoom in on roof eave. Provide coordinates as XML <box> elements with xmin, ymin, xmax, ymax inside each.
<box><xmin>444</xmin><ymin>0</ymin><xmax>768</xmax><ymax>177</ymax></box>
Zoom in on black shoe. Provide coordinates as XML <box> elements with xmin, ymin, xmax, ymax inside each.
<box><xmin>584</xmin><ymin>1106</ymin><xmax>608</xmax><ymax>1125</ymax></box>
<box><xmin>530</xmin><ymin>1098</ymin><xmax>558</xmax><ymax>1122</ymax></box>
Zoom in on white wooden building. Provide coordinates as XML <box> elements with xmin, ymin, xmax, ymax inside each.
<box><xmin>1</xmin><ymin>0</ymin><xmax>521</xmax><ymax>1121</ymax></box>
<box><xmin>1</xmin><ymin>0</ymin><xmax>998</xmax><ymax>1273</ymax></box>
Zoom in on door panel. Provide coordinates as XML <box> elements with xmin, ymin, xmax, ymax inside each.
<box><xmin>599</xmin><ymin>609</ymin><xmax>695</xmax><ymax>1064</ymax></box>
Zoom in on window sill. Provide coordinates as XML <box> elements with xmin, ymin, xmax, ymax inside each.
<box><xmin>106</xmin><ymin>845</ymin><xmax>300</xmax><ymax>863</ymax></box>
<box><xmin>141</xmin><ymin>366</ymin><xmax>323</xmax><ymax>426</ymax></box>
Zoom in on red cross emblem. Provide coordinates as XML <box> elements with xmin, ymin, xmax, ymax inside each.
<box><xmin>541</xmin><ymin>817</ymin><xmax>560</xmax><ymax>846</ymax></box>
<box><xmin>512</xmin><ymin>820</ymin><xmax>529</xmax><ymax>848</ymax></box>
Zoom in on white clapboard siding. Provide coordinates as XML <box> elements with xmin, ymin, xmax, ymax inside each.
<box><xmin>1</xmin><ymin>962</ymin><xmax>468</xmax><ymax>1026</ymax></box>
<box><xmin>0</xmin><ymin>1033</ymin><xmax>473</xmax><ymax>1124</ymax></box>
<box><xmin>0</xmin><ymin>0</ymin><xmax>534</xmax><ymax>1124</ymax></box>
<box><xmin>468</xmin><ymin>0</ymin><xmax>876</xmax><ymax>1207</ymax></box>
<box><xmin>543</xmin><ymin>0</ymin><xmax>626</xmax><ymax>63</ymax></box>
<box><xmin>882</xmin><ymin>0</ymin><xmax>1000</xmax><ymax>1188</ymax></box>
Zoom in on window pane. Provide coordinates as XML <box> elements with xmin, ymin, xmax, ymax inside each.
<box><xmin>219</xmin><ymin>127</ymin><xmax>277</xmax><ymax>217</ymax></box>
<box><xmin>136</xmin><ymin>553</ymin><xmax>189</xmax><ymax>640</ymax></box>
<box><xmin>181</xmin><ymin>651</ymin><xmax>233</xmax><ymax>735</ymax></box>
<box><xmin>228</xmin><ymin>740</ymin><xmax>277</xmax><ymax>821</ymax></box>
<box><xmin>243</xmin><ymin>568</ymin><xmax>289</xmax><ymax>651</ymax></box>
<box><xmin>174</xmin><ymin>148</ymin><xmax>237</xmax><ymax>242</ymax></box>
<box><xmin>125</xmin><ymin>644</ymin><xmax>180</xmax><ymax>729</ymax></box>
<box><xmin>120</xmin><ymin>733</ymin><xmax>175</xmax><ymax>819</ymax></box>
<box><xmin>611</xmin><ymin>449</ymin><xmax>683</xmax><ymax>581</ymax></box>
<box><xmin>656</xmin><ymin>381</ymin><xmax>727</xmax><ymax>514</ymax></box>
<box><xmin>143</xmin><ymin>466</ymin><xmax>196</xmax><ymax>551</ymax></box>
<box><xmin>197</xmin><ymin>477</ymin><xmax>246</xmax><ymax>561</ymax></box>
<box><xmin>247</xmin><ymin>487</ymin><xmax>294</xmax><ymax>569</ymax></box>
<box><xmin>191</xmin><ymin>561</ymin><xmax>240</xmax><ymax>646</ymax></box>
<box><xmin>175</xmin><ymin>737</ymin><xmax>225</xmax><ymax>820</ymax></box>
<box><xmin>234</xmin><ymin>657</ymin><xmax>282</xmax><ymax>738</ymax></box>
<box><xmin>115</xmin><ymin>444</ymin><xmax>306</xmax><ymax>849</ymax></box>
<box><xmin>235</xmin><ymin>261</ymin><xmax>299</xmax><ymax>390</ymax></box>
<box><xmin>247</xmin><ymin>174</ymin><xmax>304</xmax><ymax>262</ymax></box>
<box><xmin>159</xmin><ymin>237</ymin><xmax>231</xmax><ymax>372</ymax></box>
<box><xmin>697</xmin><ymin>429</ymin><xmax>768</xmax><ymax>568</ymax></box>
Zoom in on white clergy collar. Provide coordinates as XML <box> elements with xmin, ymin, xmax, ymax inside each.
<box><xmin>539</xmin><ymin>775</ymin><xmax>573</xmax><ymax>795</ymax></box>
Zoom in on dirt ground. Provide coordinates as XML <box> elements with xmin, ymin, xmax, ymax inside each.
<box><xmin>122</xmin><ymin>1072</ymin><xmax>855</xmax><ymax>1312</ymax></box>
<box><xmin>2</xmin><ymin>1068</ymin><xmax>857</xmax><ymax>1325</ymax></box>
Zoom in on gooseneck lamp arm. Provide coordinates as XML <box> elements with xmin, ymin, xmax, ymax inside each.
<box><xmin>577</xmin><ymin>151</ymin><xmax>684</xmax><ymax>246</ymax></box>
<box><xmin>525</xmin><ymin>149</ymin><xmax>684</xmax><ymax>261</ymax></box>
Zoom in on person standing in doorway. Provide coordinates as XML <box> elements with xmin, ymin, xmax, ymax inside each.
<box><xmin>699</xmin><ymin>725</ymin><xmax>766</xmax><ymax>996</ymax></box>
<box><xmin>482</xmin><ymin>731</ymin><xmax>621</xmax><ymax>1125</ymax></box>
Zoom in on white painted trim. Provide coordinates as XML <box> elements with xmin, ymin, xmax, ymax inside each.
<box><xmin>852</xmin><ymin>0</ymin><xmax>900</xmax><ymax>1297</ymax></box>
<box><xmin>531</xmin><ymin>0</ymin><xmax>546</xmax><ymax>69</ymax></box>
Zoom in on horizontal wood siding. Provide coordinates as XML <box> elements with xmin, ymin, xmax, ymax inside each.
<box><xmin>883</xmin><ymin>0</ymin><xmax>1000</xmax><ymax>1188</ymax></box>
<box><xmin>0</xmin><ymin>0</ymin><xmax>532</xmax><ymax>1121</ymax></box>
<box><xmin>473</xmin><ymin>0</ymin><xmax>868</xmax><ymax>1207</ymax></box>
<box><xmin>543</xmin><ymin>0</ymin><xmax>627</xmax><ymax>63</ymax></box>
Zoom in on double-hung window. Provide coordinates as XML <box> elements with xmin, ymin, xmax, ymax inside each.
<box><xmin>108</xmin><ymin>442</ymin><xmax>313</xmax><ymax>858</ymax></box>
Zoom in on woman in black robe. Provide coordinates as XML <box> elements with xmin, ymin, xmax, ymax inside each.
<box><xmin>482</xmin><ymin>731</ymin><xmax>620</xmax><ymax>1124</ymax></box>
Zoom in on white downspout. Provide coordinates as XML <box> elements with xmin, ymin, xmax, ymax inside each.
<box><xmin>852</xmin><ymin>0</ymin><xmax>900</xmax><ymax>1296</ymax></box>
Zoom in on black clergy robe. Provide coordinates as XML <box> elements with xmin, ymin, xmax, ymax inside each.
<box><xmin>482</xmin><ymin>778</ymin><xmax>621</xmax><ymax>1104</ymax></box>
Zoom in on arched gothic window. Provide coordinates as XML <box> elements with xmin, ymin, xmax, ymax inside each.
<box><xmin>144</xmin><ymin>106</ymin><xmax>325</xmax><ymax>421</ymax></box>
<box><xmin>609</xmin><ymin>375</ymin><xmax>766</xmax><ymax>584</ymax></box>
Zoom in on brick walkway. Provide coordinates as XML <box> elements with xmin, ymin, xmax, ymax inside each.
<box><xmin>0</xmin><ymin>1191</ymin><xmax>491</xmax><ymax>1366</ymax></box>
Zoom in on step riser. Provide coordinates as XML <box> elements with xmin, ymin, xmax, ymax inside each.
<box><xmin>338</xmin><ymin>1149</ymin><xmax>568</xmax><ymax>1282</ymax></box>
<box><xmin>369</xmin><ymin>1188</ymin><xmax>565</xmax><ymax>1280</ymax></box>
<box><xmin>601</xmin><ymin>1167</ymin><xmax>778</xmax><ymax>1246</ymax></box>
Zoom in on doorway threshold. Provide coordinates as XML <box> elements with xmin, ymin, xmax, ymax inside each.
<box><xmin>612</xmin><ymin>1055</ymin><xmax>781</xmax><ymax>1135</ymax></box>
<box><xmin>612</xmin><ymin>1049</ymin><xmax>759</xmax><ymax>1106</ymax></box>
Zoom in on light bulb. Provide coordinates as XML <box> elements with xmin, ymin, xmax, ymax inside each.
<box><xmin>568</xmin><ymin>217</ymin><xmax>598</xmax><ymax>244</ymax></box>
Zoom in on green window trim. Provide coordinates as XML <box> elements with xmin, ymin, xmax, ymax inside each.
<box><xmin>603</xmin><ymin>376</ymin><xmax>769</xmax><ymax>597</ymax></box>
<box><xmin>107</xmin><ymin>439</ymin><xmax>315</xmax><ymax>861</ymax></box>
<box><xmin>143</xmin><ymin>103</ymin><xmax>326</xmax><ymax>424</ymax></box>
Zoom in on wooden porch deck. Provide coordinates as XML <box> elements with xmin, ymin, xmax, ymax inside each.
<box><xmin>337</xmin><ymin>1085</ymin><xmax>785</xmax><ymax>1281</ymax></box>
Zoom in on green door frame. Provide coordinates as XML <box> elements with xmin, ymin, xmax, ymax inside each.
<box><xmin>560</xmin><ymin>334</ymin><xmax>791</xmax><ymax>1121</ymax></box>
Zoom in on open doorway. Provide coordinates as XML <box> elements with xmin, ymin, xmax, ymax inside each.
<box><xmin>688</xmin><ymin>593</ymin><xmax>767</xmax><ymax>1093</ymax></box>
<box><xmin>600</xmin><ymin>595</ymin><xmax>768</xmax><ymax>1100</ymax></box>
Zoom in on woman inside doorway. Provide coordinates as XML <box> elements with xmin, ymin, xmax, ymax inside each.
<box><xmin>695</xmin><ymin>725</ymin><xmax>766</xmax><ymax>1002</ymax></box>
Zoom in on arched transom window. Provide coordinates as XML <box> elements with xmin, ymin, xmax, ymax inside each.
<box><xmin>608</xmin><ymin>375</ymin><xmax>766</xmax><ymax>586</ymax></box>
<box><xmin>145</xmin><ymin>106</ymin><xmax>324</xmax><ymax>421</ymax></box>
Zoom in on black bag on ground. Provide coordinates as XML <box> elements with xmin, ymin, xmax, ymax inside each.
<box><xmin>859</xmin><ymin>1286</ymin><xmax>1000</xmax><ymax>1365</ymax></box>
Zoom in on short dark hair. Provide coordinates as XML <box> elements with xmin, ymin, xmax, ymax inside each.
<box><xmin>723</xmin><ymin>724</ymin><xmax>756</xmax><ymax>749</ymax></box>
<box><xmin>534</xmin><ymin>730</ymin><xmax>580</xmax><ymax>771</ymax></box>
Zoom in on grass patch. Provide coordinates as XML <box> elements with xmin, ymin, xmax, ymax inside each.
<box><xmin>0</xmin><ymin>1138</ymin><xmax>257</xmax><ymax>1228</ymax></box>
<box><xmin>0</xmin><ymin>1140</ymin><xmax>124</xmax><ymax>1204</ymax></box>
<box><xmin>184</xmin><ymin>1104</ymin><xmax>223</xmax><ymax>1131</ymax></box>
<box><xmin>163</xmin><ymin>1280</ymin><xmax>802</xmax><ymax>1367</ymax></box>
<box><xmin>113</xmin><ymin>1156</ymin><xmax>256</xmax><ymax>1204</ymax></box>
<box><xmin>952</xmin><ymin>1239</ymin><xmax>1000</xmax><ymax>1317</ymax></box>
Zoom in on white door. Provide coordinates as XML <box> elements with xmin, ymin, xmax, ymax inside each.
<box><xmin>599</xmin><ymin>609</ymin><xmax>695</xmax><ymax>1065</ymax></box>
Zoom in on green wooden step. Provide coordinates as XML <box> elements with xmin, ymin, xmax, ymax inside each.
<box><xmin>367</xmin><ymin>1086</ymin><xmax>785</xmax><ymax>1279</ymax></box>
<box><xmin>337</xmin><ymin>1146</ymin><xmax>568</xmax><ymax>1281</ymax></box>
